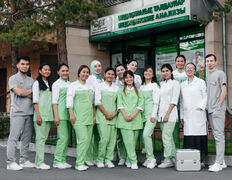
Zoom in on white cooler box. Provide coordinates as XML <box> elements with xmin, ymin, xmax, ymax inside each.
<box><xmin>175</xmin><ymin>149</ymin><xmax>201</xmax><ymax>171</ymax></box>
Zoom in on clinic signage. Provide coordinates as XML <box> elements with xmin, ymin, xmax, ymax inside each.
<box><xmin>90</xmin><ymin>0</ymin><xmax>190</xmax><ymax>38</ymax></box>
<box><xmin>90</xmin><ymin>16</ymin><xmax>113</xmax><ymax>36</ymax></box>
<box><xmin>117</xmin><ymin>0</ymin><xmax>187</xmax><ymax>29</ymax></box>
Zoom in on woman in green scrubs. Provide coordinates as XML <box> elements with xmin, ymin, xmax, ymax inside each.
<box><xmin>67</xmin><ymin>65</ymin><xmax>95</xmax><ymax>171</ymax></box>
<box><xmin>33</xmin><ymin>63</ymin><xmax>53</xmax><ymax>170</ymax></box>
<box><xmin>117</xmin><ymin>70</ymin><xmax>144</xmax><ymax>170</ymax></box>
<box><xmin>140</xmin><ymin>66</ymin><xmax>160</xmax><ymax>169</ymax></box>
<box><xmin>95</xmin><ymin>67</ymin><xmax>119</xmax><ymax>168</ymax></box>
<box><xmin>52</xmin><ymin>64</ymin><xmax>71</xmax><ymax>169</ymax></box>
<box><xmin>85</xmin><ymin>60</ymin><xmax>103</xmax><ymax>166</ymax></box>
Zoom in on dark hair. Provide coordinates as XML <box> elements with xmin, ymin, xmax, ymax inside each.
<box><xmin>115</xmin><ymin>64</ymin><xmax>126</xmax><ymax>71</ymax></box>
<box><xmin>205</xmin><ymin>54</ymin><xmax>217</xmax><ymax>61</ymax></box>
<box><xmin>161</xmin><ymin>64</ymin><xmax>174</xmax><ymax>81</ymax></box>
<box><xmin>105</xmin><ymin>67</ymin><xmax>116</xmax><ymax>74</ymax></box>
<box><xmin>175</xmin><ymin>55</ymin><xmax>186</xmax><ymax>63</ymax></box>
<box><xmin>17</xmin><ymin>56</ymin><xmax>30</xmax><ymax>64</ymax></box>
<box><xmin>185</xmin><ymin>62</ymin><xmax>197</xmax><ymax>71</ymax></box>
<box><xmin>127</xmin><ymin>59</ymin><xmax>138</xmax><ymax>66</ymax></box>
<box><xmin>142</xmin><ymin>66</ymin><xmax>157</xmax><ymax>85</ymax></box>
<box><xmin>123</xmin><ymin>70</ymin><xmax>139</xmax><ymax>97</ymax></box>
<box><xmin>58</xmin><ymin>63</ymin><xmax>69</xmax><ymax>71</ymax></box>
<box><xmin>36</xmin><ymin>63</ymin><xmax>52</xmax><ymax>91</ymax></box>
<box><xmin>77</xmin><ymin>65</ymin><xmax>90</xmax><ymax>78</ymax></box>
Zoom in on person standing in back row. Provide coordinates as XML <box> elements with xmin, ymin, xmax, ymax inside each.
<box><xmin>7</xmin><ymin>56</ymin><xmax>35</xmax><ymax>171</ymax></box>
<box><xmin>206</xmin><ymin>54</ymin><xmax>227</xmax><ymax>172</ymax></box>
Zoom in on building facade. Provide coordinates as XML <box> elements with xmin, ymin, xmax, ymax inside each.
<box><xmin>0</xmin><ymin>0</ymin><xmax>231</xmax><ymax>113</ymax></box>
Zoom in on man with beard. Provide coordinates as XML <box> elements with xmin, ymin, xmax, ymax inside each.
<box><xmin>7</xmin><ymin>56</ymin><xmax>35</xmax><ymax>170</ymax></box>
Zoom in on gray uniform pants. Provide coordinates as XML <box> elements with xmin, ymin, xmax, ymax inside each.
<box><xmin>208</xmin><ymin>110</ymin><xmax>225</xmax><ymax>164</ymax></box>
<box><xmin>7</xmin><ymin>115</ymin><xmax>33</xmax><ymax>164</ymax></box>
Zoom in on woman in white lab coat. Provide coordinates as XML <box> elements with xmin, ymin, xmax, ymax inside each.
<box><xmin>157</xmin><ymin>64</ymin><xmax>180</xmax><ymax>168</ymax></box>
<box><xmin>180</xmin><ymin>63</ymin><xmax>208</xmax><ymax>162</ymax></box>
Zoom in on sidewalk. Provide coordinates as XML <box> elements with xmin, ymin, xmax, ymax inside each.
<box><xmin>1</xmin><ymin>146</ymin><xmax>232</xmax><ymax>180</ymax></box>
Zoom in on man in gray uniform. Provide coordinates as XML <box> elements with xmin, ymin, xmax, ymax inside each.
<box><xmin>206</xmin><ymin>54</ymin><xmax>227</xmax><ymax>172</ymax></box>
<box><xmin>7</xmin><ymin>56</ymin><xmax>35</xmax><ymax>170</ymax></box>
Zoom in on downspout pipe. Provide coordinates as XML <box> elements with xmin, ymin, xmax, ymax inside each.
<box><xmin>209</xmin><ymin>0</ymin><xmax>232</xmax><ymax>114</ymax></box>
<box><xmin>222</xmin><ymin>12</ymin><xmax>232</xmax><ymax>114</ymax></box>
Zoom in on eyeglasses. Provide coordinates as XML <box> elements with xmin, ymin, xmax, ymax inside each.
<box><xmin>186</xmin><ymin>67</ymin><xmax>195</xmax><ymax>71</ymax></box>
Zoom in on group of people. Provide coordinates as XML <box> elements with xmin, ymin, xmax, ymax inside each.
<box><xmin>6</xmin><ymin>53</ymin><xmax>227</xmax><ymax>173</ymax></box>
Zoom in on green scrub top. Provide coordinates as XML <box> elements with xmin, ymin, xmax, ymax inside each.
<box><xmin>34</xmin><ymin>89</ymin><xmax>54</xmax><ymax>122</ymax></box>
<box><xmin>73</xmin><ymin>90</ymin><xmax>94</xmax><ymax>126</ymax></box>
<box><xmin>57</xmin><ymin>88</ymin><xmax>69</xmax><ymax>120</ymax></box>
<box><xmin>141</xmin><ymin>90</ymin><xmax>154</xmax><ymax>122</ymax></box>
<box><xmin>96</xmin><ymin>91</ymin><xmax>118</xmax><ymax>125</ymax></box>
<box><xmin>116</xmin><ymin>87</ymin><xmax>144</xmax><ymax>130</ymax></box>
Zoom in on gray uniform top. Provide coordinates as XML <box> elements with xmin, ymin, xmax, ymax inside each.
<box><xmin>206</xmin><ymin>69</ymin><xmax>226</xmax><ymax>113</ymax></box>
<box><xmin>9</xmin><ymin>72</ymin><xmax>34</xmax><ymax>116</ymax></box>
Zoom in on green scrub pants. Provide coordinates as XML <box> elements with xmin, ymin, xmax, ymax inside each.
<box><xmin>116</xmin><ymin>129</ymin><xmax>127</xmax><ymax>160</ymax></box>
<box><xmin>53</xmin><ymin>120</ymin><xmax>71</xmax><ymax>164</ymax></box>
<box><xmin>73</xmin><ymin>124</ymin><xmax>93</xmax><ymax>166</ymax></box>
<box><xmin>86</xmin><ymin>125</ymin><xmax>99</xmax><ymax>161</ymax></box>
<box><xmin>120</xmin><ymin>129</ymin><xmax>139</xmax><ymax>164</ymax></box>
<box><xmin>160</xmin><ymin>122</ymin><xmax>176</xmax><ymax>160</ymax></box>
<box><xmin>143</xmin><ymin>120</ymin><xmax>157</xmax><ymax>159</ymax></box>
<box><xmin>139</xmin><ymin>122</ymin><xmax>146</xmax><ymax>149</ymax></box>
<box><xmin>34</xmin><ymin>121</ymin><xmax>51</xmax><ymax>166</ymax></box>
<box><xmin>97</xmin><ymin>124</ymin><xmax>117</xmax><ymax>163</ymax></box>
<box><xmin>173</xmin><ymin>121</ymin><xmax>180</xmax><ymax>149</ymax></box>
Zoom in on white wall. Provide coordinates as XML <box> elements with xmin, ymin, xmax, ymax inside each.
<box><xmin>108</xmin><ymin>0</ymin><xmax>164</xmax><ymax>14</ymax></box>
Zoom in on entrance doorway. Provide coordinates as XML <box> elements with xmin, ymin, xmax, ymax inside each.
<box><xmin>127</xmin><ymin>46</ymin><xmax>150</xmax><ymax>75</ymax></box>
<box><xmin>40</xmin><ymin>55</ymin><xmax>58</xmax><ymax>83</ymax></box>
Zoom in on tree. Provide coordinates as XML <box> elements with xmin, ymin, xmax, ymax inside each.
<box><xmin>0</xmin><ymin>0</ymin><xmax>106</xmax><ymax>73</ymax></box>
<box><xmin>199</xmin><ymin>0</ymin><xmax>232</xmax><ymax>24</ymax></box>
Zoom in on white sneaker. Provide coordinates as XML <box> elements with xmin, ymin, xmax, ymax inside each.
<box><xmin>209</xmin><ymin>160</ymin><xmax>227</xmax><ymax>169</ymax></box>
<box><xmin>105</xmin><ymin>161</ymin><xmax>115</xmax><ymax>168</ymax></box>
<box><xmin>85</xmin><ymin>160</ymin><xmax>95</xmax><ymax>166</ymax></box>
<box><xmin>141</xmin><ymin>148</ymin><xmax>146</xmax><ymax>154</ymax></box>
<box><xmin>35</xmin><ymin>163</ymin><xmax>50</xmax><ymax>170</ymax></box>
<box><xmin>147</xmin><ymin>158</ymin><xmax>157</xmax><ymax>169</ymax></box>
<box><xmin>158</xmin><ymin>160</ymin><xmax>174</xmax><ymax>168</ymax></box>
<box><xmin>63</xmin><ymin>162</ymin><xmax>72</xmax><ymax>168</ymax></box>
<box><xmin>208</xmin><ymin>163</ymin><xmax>222</xmax><ymax>172</ymax></box>
<box><xmin>125</xmin><ymin>162</ymin><xmax>131</xmax><ymax>168</ymax></box>
<box><xmin>96</xmin><ymin>162</ymin><xmax>104</xmax><ymax>168</ymax></box>
<box><xmin>53</xmin><ymin>163</ymin><xmax>67</xmax><ymax>169</ymax></box>
<box><xmin>171</xmin><ymin>158</ymin><xmax>176</xmax><ymax>163</ymax></box>
<box><xmin>7</xmin><ymin>162</ymin><xmax>23</xmax><ymax>171</ymax></box>
<box><xmin>142</xmin><ymin>159</ymin><xmax>148</xmax><ymax>167</ymax></box>
<box><xmin>201</xmin><ymin>162</ymin><xmax>205</xmax><ymax>168</ymax></box>
<box><xmin>131</xmin><ymin>164</ymin><xmax>138</xmax><ymax>170</ymax></box>
<box><xmin>19</xmin><ymin>161</ymin><xmax>35</xmax><ymax>168</ymax></box>
<box><xmin>75</xmin><ymin>165</ymin><xmax>88</xmax><ymax>171</ymax></box>
<box><xmin>83</xmin><ymin>165</ymin><xmax>89</xmax><ymax>169</ymax></box>
<box><xmin>221</xmin><ymin>160</ymin><xmax>227</xmax><ymax>169</ymax></box>
<box><xmin>118</xmin><ymin>159</ymin><xmax>125</xmax><ymax>166</ymax></box>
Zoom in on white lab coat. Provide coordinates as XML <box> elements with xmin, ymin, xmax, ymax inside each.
<box><xmin>134</xmin><ymin>74</ymin><xmax>142</xmax><ymax>88</ymax></box>
<box><xmin>180</xmin><ymin>76</ymin><xmax>207</xmax><ymax>135</ymax></box>
<box><xmin>158</xmin><ymin>79</ymin><xmax>180</xmax><ymax>122</ymax></box>
<box><xmin>86</xmin><ymin>75</ymin><xmax>103</xmax><ymax>90</ymax></box>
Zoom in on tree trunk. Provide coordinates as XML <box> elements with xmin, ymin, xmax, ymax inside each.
<box><xmin>11</xmin><ymin>45</ymin><xmax>18</xmax><ymax>75</ymax></box>
<box><xmin>57</xmin><ymin>20</ymin><xmax>68</xmax><ymax>65</ymax></box>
